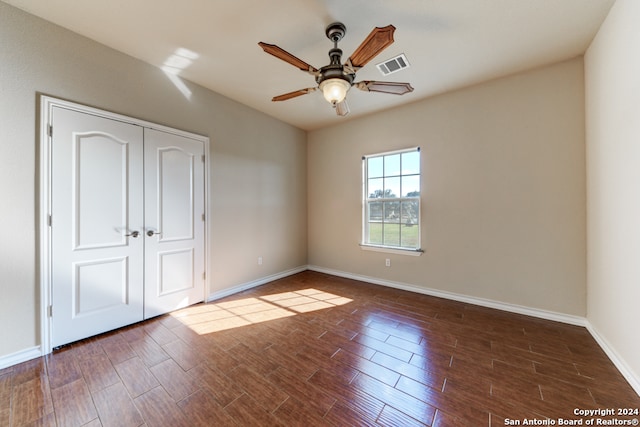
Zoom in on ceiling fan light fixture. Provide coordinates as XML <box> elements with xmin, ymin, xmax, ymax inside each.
<box><xmin>320</xmin><ymin>78</ymin><xmax>351</xmax><ymax>105</ymax></box>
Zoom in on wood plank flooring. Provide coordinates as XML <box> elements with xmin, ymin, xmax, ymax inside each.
<box><xmin>1</xmin><ymin>271</ymin><xmax>638</xmax><ymax>426</ymax></box>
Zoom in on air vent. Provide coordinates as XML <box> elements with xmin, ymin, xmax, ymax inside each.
<box><xmin>376</xmin><ymin>53</ymin><xmax>410</xmax><ymax>76</ymax></box>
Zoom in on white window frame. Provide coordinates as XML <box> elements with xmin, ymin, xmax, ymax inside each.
<box><xmin>361</xmin><ymin>147</ymin><xmax>423</xmax><ymax>256</ymax></box>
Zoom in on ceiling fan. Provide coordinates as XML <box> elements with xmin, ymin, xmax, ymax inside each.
<box><xmin>259</xmin><ymin>22</ymin><xmax>414</xmax><ymax>116</ymax></box>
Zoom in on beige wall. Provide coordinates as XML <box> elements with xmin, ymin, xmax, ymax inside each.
<box><xmin>308</xmin><ymin>58</ymin><xmax>586</xmax><ymax>316</ymax></box>
<box><xmin>8</xmin><ymin>1</ymin><xmax>636</xmax><ymax>386</ymax></box>
<box><xmin>0</xmin><ymin>3</ymin><xmax>307</xmax><ymax>358</ymax></box>
<box><xmin>585</xmin><ymin>0</ymin><xmax>640</xmax><ymax>390</ymax></box>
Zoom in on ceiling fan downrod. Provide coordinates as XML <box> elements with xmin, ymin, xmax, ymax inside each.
<box><xmin>317</xmin><ymin>21</ymin><xmax>354</xmax><ymax>101</ymax></box>
<box><xmin>325</xmin><ymin>22</ymin><xmax>347</xmax><ymax>68</ymax></box>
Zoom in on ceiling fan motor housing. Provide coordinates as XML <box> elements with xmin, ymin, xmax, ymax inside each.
<box><xmin>317</xmin><ymin>22</ymin><xmax>355</xmax><ymax>87</ymax></box>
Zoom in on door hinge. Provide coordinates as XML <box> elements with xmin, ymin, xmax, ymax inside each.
<box><xmin>48</xmin><ymin>215</ymin><xmax>52</xmax><ymax>227</ymax></box>
<box><xmin>48</xmin><ymin>124</ymin><xmax>53</xmax><ymax>137</ymax></box>
<box><xmin>202</xmin><ymin>271</ymin><xmax>206</xmax><ymax>280</ymax></box>
<box><xmin>48</xmin><ymin>305</ymin><xmax>53</xmax><ymax>317</ymax></box>
<box><xmin>201</xmin><ymin>154</ymin><xmax>205</xmax><ymax>163</ymax></box>
<box><xmin>201</xmin><ymin>213</ymin><xmax>205</xmax><ymax>221</ymax></box>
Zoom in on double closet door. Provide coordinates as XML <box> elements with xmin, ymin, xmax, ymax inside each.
<box><xmin>50</xmin><ymin>107</ymin><xmax>205</xmax><ymax>347</ymax></box>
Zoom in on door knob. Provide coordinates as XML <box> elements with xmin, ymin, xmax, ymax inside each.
<box><xmin>147</xmin><ymin>230</ymin><xmax>162</xmax><ymax>237</ymax></box>
<box><xmin>125</xmin><ymin>231</ymin><xmax>140</xmax><ymax>238</ymax></box>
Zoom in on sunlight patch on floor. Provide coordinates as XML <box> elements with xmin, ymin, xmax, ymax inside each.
<box><xmin>170</xmin><ymin>288</ymin><xmax>353</xmax><ymax>334</ymax></box>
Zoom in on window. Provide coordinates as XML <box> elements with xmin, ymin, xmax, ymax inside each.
<box><xmin>362</xmin><ymin>147</ymin><xmax>421</xmax><ymax>252</ymax></box>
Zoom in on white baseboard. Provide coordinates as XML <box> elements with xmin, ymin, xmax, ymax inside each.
<box><xmin>0</xmin><ymin>346</ymin><xmax>42</xmax><ymax>370</ymax></box>
<box><xmin>0</xmin><ymin>267</ymin><xmax>308</xmax><ymax>370</ymax></box>
<box><xmin>2</xmin><ymin>266</ymin><xmax>637</xmax><ymax>397</ymax></box>
<box><xmin>308</xmin><ymin>265</ymin><xmax>640</xmax><ymax>397</ymax></box>
<box><xmin>585</xmin><ymin>322</ymin><xmax>640</xmax><ymax>396</ymax></box>
<box><xmin>207</xmin><ymin>265</ymin><xmax>308</xmax><ymax>302</ymax></box>
<box><xmin>307</xmin><ymin>265</ymin><xmax>586</xmax><ymax>326</ymax></box>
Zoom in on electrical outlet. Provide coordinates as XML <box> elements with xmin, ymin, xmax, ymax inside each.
<box><xmin>385</xmin><ymin>258</ymin><xmax>391</xmax><ymax>267</ymax></box>
<box><xmin>258</xmin><ymin>256</ymin><xmax>263</xmax><ymax>265</ymax></box>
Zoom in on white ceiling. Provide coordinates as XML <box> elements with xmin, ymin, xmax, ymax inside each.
<box><xmin>4</xmin><ymin>0</ymin><xmax>615</xmax><ymax>130</ymax></box>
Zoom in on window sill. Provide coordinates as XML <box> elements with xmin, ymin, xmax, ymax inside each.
<box><xmin>360</xmin><ymin>244</ymin><xmax>424</xmax><ymax>256</ymax></box>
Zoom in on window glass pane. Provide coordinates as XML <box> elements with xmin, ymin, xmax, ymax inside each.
<box><xmin>368</xmin><ymin>201</ymin><xmax>383</xmax><ymax>221</ymax></box>
<box><xmin>363</xmin><ymin>148</ymin><xmax>421</xmax><ymax>250</ymax></box>
<box><xmin>368</xmin><ymin>178</ymin><xmax>384</xmax><ymax>198</ymax></box>
<box><xmin>401</xmin><ymin>151</ymin><xmax>420</xmax><ymax>175</ymax></box>
<box><xmin>401</xmin><ymin>175</ymin><xmax>420</xmax><ymax>197</ymax></box>
<box><xmin>384</xmin><ymin>154</ymin><xmax>400</xmax><ymax>177</ymax></box>
<box><xmin>383</xmin><ymin>224</ymin><xmax>400</xmax><ymax>246</ymax></box>
<box><xmin>367</xmin><ymin>157</ymin><xmax>383</xmax><ymax>178</ymax></box>
<box><xmin>384</xmin><ymin>176</ymin><xmax>400</xmax><ymax>198</ymax></box>
<box><xmin>400</xmin><ymin>223</ymin><xmax>419</xmax><ymax>248</ymax></box>
<box><xmin>367</xmin><ymin>222</ymin><xmax>383</xmax><ymax>245</ymax></box>
<box><xmin>401</xmin><ymin>200</ymin><xmax>419</xmax><ymax>226</ymax></box>
<box><xmin>383</xmin><ymin>201</ymin><xmax>400</xmax><ymax>223</ymax></box>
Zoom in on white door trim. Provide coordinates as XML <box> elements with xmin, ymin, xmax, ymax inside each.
<box><xmin>39</xmin><ymin>95</ymin><xmax>211</xmax><ymax>355</ymax></box>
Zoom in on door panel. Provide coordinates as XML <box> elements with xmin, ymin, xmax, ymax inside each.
<box><xmin>157</xmin><ymin>147</ymin><xmax>195</xmax><ymax>240</ymax></box>
<box><xmin>51</xmin><ymin>107</ymin><xmax>144</xmax><ymax>347</ymax></box>
<box><xmin>74</xmin><ymin>132</ymin><xmax>129</xmax><ymax>249</ymax></box>
<box><xmin>74</xmin><ymin>257</ymin><xmax>129</xmax><ymax>315</ymax></box>
<box><xmin>143</xmin><ymin>128</ymin><xmax>205</xmax><ymax>318</ymax></box>
<box><xmin>158</xmin><ymin>249</ymin><xmax>194</xmax><ymax>295</ymax></box>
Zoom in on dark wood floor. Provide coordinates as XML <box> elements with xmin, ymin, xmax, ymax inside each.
<box><xmin>1</xmin><ymin>271</ymin><xmax>639</xmax><ymax>426</ymax></box>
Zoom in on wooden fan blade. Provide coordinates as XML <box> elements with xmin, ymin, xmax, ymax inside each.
<box><xmin>335</xmin><ymin>99</ymin><xmax>350</xmax><ymax>116</ymax></box>
<box><xmin>271</xmin><ymin>87</ymin><xmax>317</xmax><ymax>102</ymax></box>
<box><xmin>258</xmin><ymin>42</ymin><xmax>319</xmax><ymax>73</ymax></box>
<box><xmin>348</xmin><ymin>25</ymin><xmax>395</xmax><ymax>68</ymax></box>
<box><xmin>354</xmin><ymin>81</ymin><xmax>414</xmax><ymax>95</ymax></box>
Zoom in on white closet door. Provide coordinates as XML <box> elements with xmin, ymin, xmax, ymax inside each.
<box><xmin>51</xmin><ymin>107</ymin><xmax>144</xmax><ymax>347</ymax></box>
<box><xmin>143</xmin><ymin>128</ymin><xmax>205</xmax><ymax>318</ymax></box>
